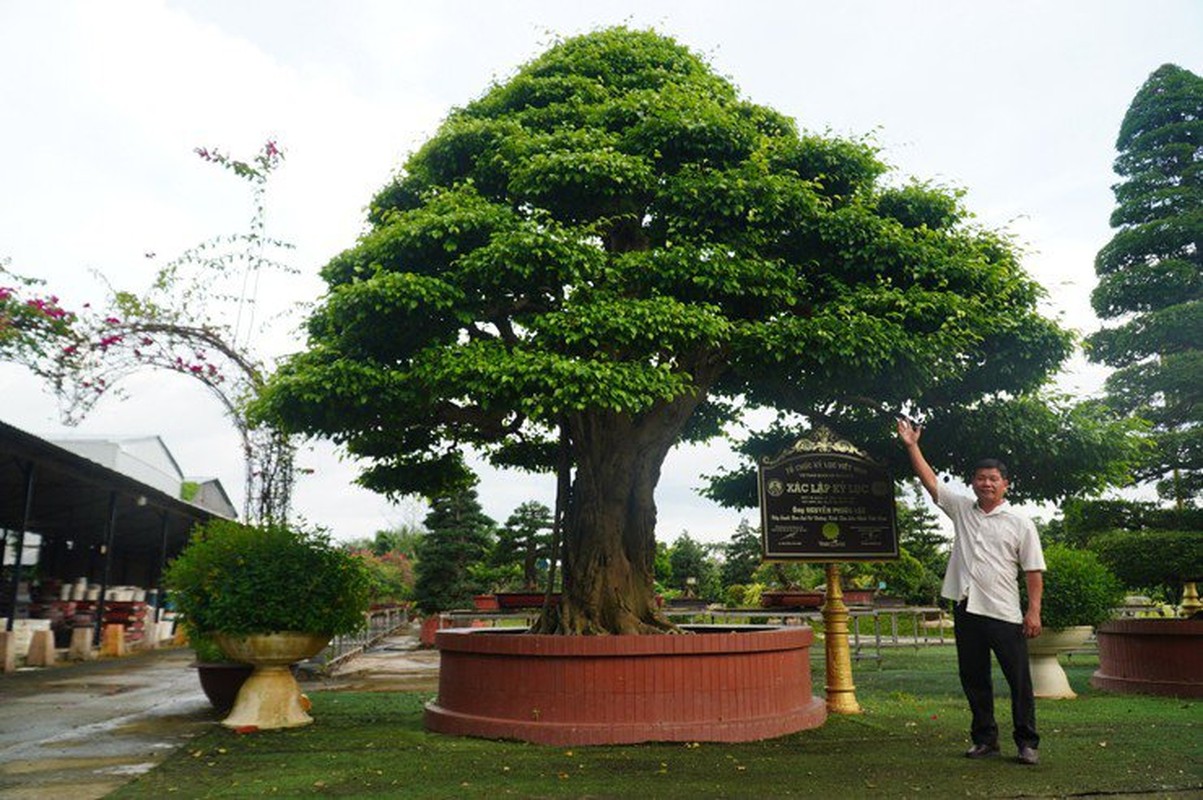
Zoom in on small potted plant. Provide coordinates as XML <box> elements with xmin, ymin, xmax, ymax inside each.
<box><xmin>165</xmin><ymin>519</ymin><xmax>371</xmax><ymax>729</ymax></box>
<box><xmin>1024</xmin><ymin>544</ymin><xmax>1124</xmax><ymax>698</ymax></box>
<box><xmin>188</xmin><ymin>630</ymin><xmax>254</xmax><ymax>713</ymax></box>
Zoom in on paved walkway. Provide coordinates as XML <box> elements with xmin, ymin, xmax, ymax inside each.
<box><xmin>0</xmin><ymin>628</ymin><xmax>435</xmax><ymax>799</ymax></box>
<box><xmin>0</xmin><ymin>647</ymin><xmax>211</xmax><ymax>799</ymax></box>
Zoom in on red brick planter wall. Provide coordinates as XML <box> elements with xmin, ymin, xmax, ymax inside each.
<box><xmin>425</xmin><ymin>625</ymin><xmax>826</xmax><ymax>745</ymax></box>
<box><xmin>1091</xmin><ymin>618</ymin><xmax>1203</xmax><ymax>698</ymax></box>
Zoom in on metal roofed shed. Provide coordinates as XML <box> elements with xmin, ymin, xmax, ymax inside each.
<box><xmin>1</xmin><ymin>419</ymin><xmax>236</xmax><ymax>665</ymax></box>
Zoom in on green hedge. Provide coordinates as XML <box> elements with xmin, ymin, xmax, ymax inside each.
<box><xmin>1090</xmin><ymin>530</ymin><xmax>1203</xmax><ymax>601</ymax></box>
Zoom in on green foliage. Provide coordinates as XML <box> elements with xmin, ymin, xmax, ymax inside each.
<box><xmin>666</xmin><ymin>532</ymin><xmax>722</xmax><ymax>600</ymax></box>
<box><xmin>343</xmin><ymin>526</ymin><xmax>425</xmax><ymax>560</ymax></box>
<box><xmin>349</xmin><ymin>549</ymin><xmax>415</xmax><ymax>604</ymax></box>
<box><xmin>721</xmin><ymin>582</ymin><xmax>764</xmax><ymax>608</ymax></box>
<box><xmin>1062</xmin><ymin>497</ymin><xmax>1203</xmax><ymax>535</ymax></box>
<box><xmin>164</xmin><ymin>519</ymin><xmax>371</xmax><ymax>637</ymax></box>
<box><xmin>865</xmin><ymin>549</ymin><xmax>934</xmax><ymax>606</ymax></box>
<box><xmin>492</xmin><ymin>500</ymin><xmax>554</xmax><ymax>590</ymax></box>
<box><xmin>1088</xmin><ymin>63</ymin><xmax>1203</xmax><ymax>504</ymax></box>
<box><xmin>412</xmin><ymin>488</ymin><xmax>496</xmax><ymax>614</ymax></box>
<box><xmin>653</xmin><ymin>540</ymin><xmax>673</xmax><ymax>585</ymax></box>
<box><xmin>753</xmin><ymin>561</ymin><xmax>822</xmax><ymax>591</ymax></box>
<box><xmin>1028</xmin><ymin>545</ymin><xmax>1125</xmax><ymax>630</ymax></box>
<box><xmin>720</xmin><ymin>519</ymin><xmax>762</xmax><ymax>587</ymax></box>
<box><xmin>256</xmin><ymin>26</ymin><xmax>1112</xmax><ymax>502</ymax></box>
<box><xmin>188</xmin><ymin>631</ymin><xmax>229</xmax><ymax>663</ymax></box>
<box><xmin>1091</xmin><ymin>530</ymin><xmax>1203</xmax><ymax>601</ymax></box>
<box><xmin>251</xmin><ymin>27</ymin><xmax>1138</xmax><ymax>633</ymax></box>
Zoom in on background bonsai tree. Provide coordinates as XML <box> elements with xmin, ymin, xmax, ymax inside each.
<box><xmin>1087</xmin><ymin>63</ymin><xmax>1203</xmax><ymax>507</ymax></box>
<box><xmin>255</xmin><ymin>27</ymin><xmax>1139</xmax><ymax>634</ymax></box>
<box><xmin>412</xmin><ymin>487</ymin><xmax>496</xmax><ymax>615</ymax></box>
<box><xmin>492</xmin><ymin>500</ymin><xmax>554</xmax><ymax>591</ymax></box>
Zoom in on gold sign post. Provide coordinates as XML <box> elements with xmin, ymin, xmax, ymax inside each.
<box><xmin>821</xmin><ymin>562</ymin><xmax>862</xmax><ymax>714</ymax></box>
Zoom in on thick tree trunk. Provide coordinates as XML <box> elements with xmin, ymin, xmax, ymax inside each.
<box><xmin>538</xmin><ymin>397</ymin><xmax>703</xmax><ymax>635</ymax></box>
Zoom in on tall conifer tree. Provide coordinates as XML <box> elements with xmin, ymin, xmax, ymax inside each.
<box><xmin>1089</xmin><ymin>63</ymin><xmax>1203</xmax><ymax>505</ymax></box>
<box><xmin>413</xmin><ymin>488</ymin><xmax>496</xmax><ymax>614</ymax></box>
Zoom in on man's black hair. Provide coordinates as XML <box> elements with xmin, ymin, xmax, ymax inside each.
<box><xmin>973</xmin><ymin>458</ymin><xmax>1009</xmax><ymax>480</ymax></box>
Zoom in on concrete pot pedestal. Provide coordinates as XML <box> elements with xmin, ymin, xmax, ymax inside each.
<box><xmin>214</xmin><ymin>632</ymin><xmax>330</xmax><ymax>729</ymax></box>
<box><xmin>1028</xmin><ymin>626</ymin><xmax>1094</xmax><ymax>698</ymax></box>
<box><xmin>426</xmin><ymin>625</ymin><xmax>827</xmax><ymax>745</ymax></box>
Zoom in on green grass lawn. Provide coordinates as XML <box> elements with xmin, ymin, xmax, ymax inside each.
<box><xmin>113</xmin><ymin>648</ymin><xmax>1200</xmax><ymax>799</ymax></box>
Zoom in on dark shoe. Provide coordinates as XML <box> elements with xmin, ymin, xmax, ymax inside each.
<box><xmin>965</xmin><ymin>743</ymin><xmax>1000</xmax><ymax>759</ymax></box>
<box><xmin>1017</xmin><ymin>745</ymin><xmax>1040</xmax><ymax>765</ymax></box>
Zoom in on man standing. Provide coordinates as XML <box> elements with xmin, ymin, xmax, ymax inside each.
<box><xmin>896</xmin><ymin>418</ymin><xmax>1045</xmax><ymax>765</ymax></box>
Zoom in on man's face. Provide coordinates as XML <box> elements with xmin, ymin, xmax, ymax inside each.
<box><xmin>972</xmin><ymin>468</ymin><xmax>1009</xmax><ymax>506</ymax></box>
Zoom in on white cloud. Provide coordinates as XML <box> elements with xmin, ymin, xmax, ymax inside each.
<box><xmin>3</xmin><ymin>0</ymin><xmax>1201</xmax><ymax>543</ymax></box>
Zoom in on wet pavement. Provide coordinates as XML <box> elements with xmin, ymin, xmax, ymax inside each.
<box><xmin>0</xmin><ymin>647</ymin><xmax>211</xmax><ymax>799</ymax></box>
<box><xmin>0</xmin><ymin>627</ymin><xmax>435</xmax><ymax>799</ymax></box>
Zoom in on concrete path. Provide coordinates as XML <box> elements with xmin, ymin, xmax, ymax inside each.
<box><xmin>0</xmin><ymin>647</ymin><xmax>212</xmax><ymax>799</ymax></box>
<box><xmin>0</xmin><ymin>627</ymin><xmax>436</xmax><ymax>799</ymax></box>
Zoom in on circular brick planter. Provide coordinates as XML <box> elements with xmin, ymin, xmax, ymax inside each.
<box><xmin>425</xmin><ymin>624</ymin><xmax>827</xmax><ymax>745</ymax></box>
<box><xmin>1091</xmin><ymin>618</ymin><xmax>1203</xmax><ymax>698</ymax></box>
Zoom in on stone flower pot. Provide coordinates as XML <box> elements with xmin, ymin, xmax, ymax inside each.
<box><xmin>214</xmin><ymin>631</ymin><xmax>330</xmax><ymax>729</ymax></box>
<box><xmin>1028</xmin><ymin>625</ymin><xmax>1094</xmax><ymax>699</ymax></box>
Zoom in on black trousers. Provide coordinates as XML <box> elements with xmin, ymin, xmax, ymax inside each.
<box><xmin>953</xmin><ymin>602</ymin><xmax>1039</xmax><ymax>750</ymax></box>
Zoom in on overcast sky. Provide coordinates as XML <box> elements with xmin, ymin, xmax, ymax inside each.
<box><xmin>2</xmin><ymin>1</ymin><xmax>1200</xmax><ymax>544</ymax></box>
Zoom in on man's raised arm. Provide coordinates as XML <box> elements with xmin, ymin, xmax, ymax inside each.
<box><xmin>897</xmin><ymin>418</ymin><xmax>939</xmax><ymax>503</ymax></box>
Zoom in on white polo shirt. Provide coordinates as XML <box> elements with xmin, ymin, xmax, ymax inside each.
<box><xmin>937</xmin><ymin>486</ymin><xmax>1045</xmax><ymax>624</ymax></box>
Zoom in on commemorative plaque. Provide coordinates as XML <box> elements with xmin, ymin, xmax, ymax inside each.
<box><xmin>758</xmin><ymin>428</ymin><xmax>898</xmax><ymax>561</ymax></box>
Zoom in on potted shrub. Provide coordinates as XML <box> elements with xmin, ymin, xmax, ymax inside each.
<box><xmin>165</xmin><ymin>519</ymin><xmax>371</xmax><ymax>729</ymax></box>
<box><xmin>1024</xmin><ymin>544</ymin><xmax>1124</xmax><ymax>698</ymax></box>
<box><xmin>189</xmin><ymin>631</ymin><xmax>253</xmax><ymax>713</ymax></box>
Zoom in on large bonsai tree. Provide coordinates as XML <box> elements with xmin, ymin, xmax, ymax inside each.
<box><xmin>256</xmin><ymin>28</ymin><xmax>1136</xmax><ymax>634</ymax></box>
<box><xmin>1088</xmin><ymin>63</ymin><xmax>1203</xmax><ymax>506</ymax></box>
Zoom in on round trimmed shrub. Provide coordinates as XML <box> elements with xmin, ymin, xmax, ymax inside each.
<box><xmin>1031</xmin><ymin>544</ymin><xmax>1125</xmax><ymax>630</ymax></box>
<box><xmin>166</xmin><ymin>519</ymin><xmax>371</xmax><ymax>637</ymax></box>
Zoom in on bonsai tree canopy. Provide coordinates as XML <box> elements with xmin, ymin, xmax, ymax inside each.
<box><xmin>254</xmin><ymin>27</ymin><xmax>1139</xmax><ymax>635</ymax></box>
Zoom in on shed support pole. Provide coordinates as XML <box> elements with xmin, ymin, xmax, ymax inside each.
<box><xmin>5</xmin><ymin>461</ymin><xmax>35</xmax><ymax>632</ymax></box>
<box><xmin>93</xmin><ymin>492</ymin><xmax>118</xmax><ymax>646</ymax></box>
<box><xmin>153</xmin><ymin>513</ymin><xmax>169</xmax><ymax>621</ymax></box>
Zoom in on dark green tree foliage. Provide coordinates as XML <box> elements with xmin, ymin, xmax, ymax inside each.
<box><xmin>256</xmin><ymin>28</ymin><xmax>1132</xmax><ymax>634</ymax></box>
<box><xmin>896</xmin><ymin>483</ymin><xmax>947</xmax><ymax>566</ymax></box>
<box><xmin>1091</xmin><ymin>530</ymin><xmax>1203</xmax><ymax>601</ymax></box>
<box><xmin>345</xmin><ymin>526</ymin><xmax>424</xmax><ymax>559</ymax></box>
<box><xmin>493</xmin><ymin>500</ymin><xmax>554</xmax><ymax>590</ymax></box>
<box><xmin>1062</xmin><ymin>497</ymin><xmax>1203</xmax><ymax>536</ymax></box>
<box><xmin>412</xmin><ymin>488</ymin><xmax>496</xmax><ymax>614</ymax></box>
<box><xmin>1089</xmin><ymin>63</ymin><xmax>1203</xmax><ymax>504</ymax></box>
<box><xmin>667</xmin><ymin>532</ymin><xmax>721</xmax><ymax>600</ymax></box>
<box><xmin>721</xmin><ymin>519</ymin><xmax>763</xmax><ymax>587</ymax></box>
